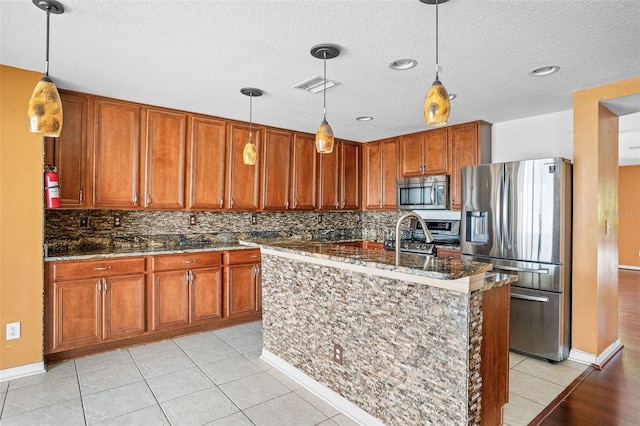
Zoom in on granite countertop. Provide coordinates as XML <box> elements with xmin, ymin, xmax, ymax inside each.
<box><xmin>240</xmin><ymin>239</ymin><xmax>494</xmax><ymax>282</ymax></box>
<box><xmin>44</xmin><ymin>242</ymin><xmax>247</xmax><ymax>262</ymax></box>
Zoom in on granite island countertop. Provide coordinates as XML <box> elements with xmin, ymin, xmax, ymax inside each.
<box><xmin>240</xmin><ymin>239</ymin><xmax>507</xmax><ymax>293</ymax></box>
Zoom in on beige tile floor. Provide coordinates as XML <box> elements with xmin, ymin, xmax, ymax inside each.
<box><xmin>0</xmin><ymin>321</ymin><xmax>586</xmax><ymax>425</ymax></box>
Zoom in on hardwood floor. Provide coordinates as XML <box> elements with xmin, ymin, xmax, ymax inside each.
<box><xmin>533</xmin><ymin>269</ymin><xmax>640</xmax><ymax>425</ymax></box>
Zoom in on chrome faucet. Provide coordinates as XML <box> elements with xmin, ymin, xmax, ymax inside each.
<box><xmin>395</xmin><ymin>211</ymin><xmax>434</xmax><ymax>265</ymax></box>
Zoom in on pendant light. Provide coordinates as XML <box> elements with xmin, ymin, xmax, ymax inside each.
<box><xmin>310</xmin><ymin>44</ymin><xmax>340</xmax><ymax>154</ymax></box>
<box><xmin>421</xmin><ymin>0</ymin><xmax>450</xmax><ymax>127</ymax></box>
<box><xmin>241</xmin><ymin>88</ymin><xmax>262</xmax><ymax>166</ymax></box>
<box><xmin>28</xmin><ymin>0</ymin><xmax>65</xmax><ymax>137</ymax></box>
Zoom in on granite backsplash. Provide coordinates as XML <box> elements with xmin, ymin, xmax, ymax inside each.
<box><xmin>44</xmin><ymin>209</ymin><xmax>407</xmax><ymax>256</ymax></box>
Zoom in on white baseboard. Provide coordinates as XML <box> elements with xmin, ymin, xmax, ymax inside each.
<box><xmin>568</xmin><ymin>339</ymin><xmax>622</xmax><ymax>368</ymax></box>
<box><xmin>0</xmin><ymin>361</ymin><xmax>46</xmax><ymax>382</ymax></box>
<box><xmin>261</xmin><ymin>349</ymin><xmax>384</xmax><ymax>426</ymax></box>
<box><xmin>619</xmin><ymin>265</ymin><xmax>640</xmax><ymax>271</ymax></box>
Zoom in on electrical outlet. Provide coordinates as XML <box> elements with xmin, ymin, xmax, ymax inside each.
<box><xmin>79</xmin><ymin>216</ymin><xmax>89</xmax><ymax>228</ymax></box>
<box><xmin>189</xmin><ymin>215</ymin><xmax>197</xmax><ymax>226</ymax></box>
<box><xmin>6</xmin><ymin>322</ymin><xmax>20</xmax><ymax>340</ymax></box>
<box><xmin>251</xmin><ymin>213</ymin><xmax>258</xmax><ymax>225</ymax></box>
<box><xmin>114</xmin><ymin>215</ymin><xmax>121</xmax><ymax>227</ymax></box>
<box><xmin>317</xmin><ymin>214</ymin><xmax>323</xmax><ymax>224</ymax></box>
<box><xmin>333</xmin><ymin>343</ymin><xmax>343</xmax><ymax>365</ymax></box>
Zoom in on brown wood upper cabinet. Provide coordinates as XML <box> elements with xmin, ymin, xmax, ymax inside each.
<box><xmin>261</xmin><ymin>130</ymin><xmax>317</xmax><ymax>211</ymax></box>
<box><xmin>260</xmin><ymin>128</ymin><xmax>292</xmax><ymax>210</ymax></box>
<box><xmin>45</xmin><ymin>90</ymin><xmax>88</xmax><ymax>208</ymax></box>
<box><xmin>91</xmin><ymin>98</ymin><xmax>142</xmax><ymax>208</ymax></box>
<box><xmin>143</xmin><ymin>108</ymin><xmax>187</xmax><ymax>209</ymax></box>
<box><xmin>290</xmin><ymin>133</ymin><xmax>317</xmax><ymax>210</ymax></box>
<box><xmin>363</xmin><ymin>138</ymin><xmax>398</xmax><ymax>210</ymax></box>
<box><xmin>186</xmin><ymin>115</ymin><xmax>227</xmax><ymax>210</ymax></box>
<box><xmin>227</xmin><ymin>122</ymin><xmax>262</xmax><ymax>210</ymax></box>
<box><xmin>448</xmin><ymin>121</ymin><xmax>492</xmax><ymax>211</ymax></box>
<box><xmin>399</xmin><ymin>128</ymin><xmax>448</xmax><ymax>177</ymax></box>
<box><xmin>318</xmin><ymin>140</ymin><xmax>360</xmax><ymax>210</ymax></box>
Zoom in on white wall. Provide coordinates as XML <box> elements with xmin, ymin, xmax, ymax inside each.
<box><xmin>492</xmin><ymin>110</ymin><xmax>640</xmax><ymax>165</ymax></box>
<box><xmin>491</xmin><ymin>110</ymin><xmax>574</xmax><ymax>163</ymax></box>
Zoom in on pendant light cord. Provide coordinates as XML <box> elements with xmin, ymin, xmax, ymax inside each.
<box><xmin>323</xmin><ymin>51</ymin><xmax>327</xmax><ymax>120</ymax></box>
<box><xmin>249</xmin><ymin>93</ymin><xmax>253</xmax><ymax>139</ymax></box>
<box><xmin>435</xmin><ymin>0</ymin><xmax>439</xmax><ymax>78</ymax></box>
<box><xmin>45</xmin><ymin>5</ymin><xmax>51</xmax><ymax>76</ymax></box>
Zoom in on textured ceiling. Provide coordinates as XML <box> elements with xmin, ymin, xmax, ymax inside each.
<box><xmin>2</xmin><ymin>0</ymin><xmax>639</xmax><ymax>151</ymax></box>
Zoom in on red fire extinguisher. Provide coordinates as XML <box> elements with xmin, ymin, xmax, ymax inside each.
<box><xmin>44</xmin><ymin>165</ymin><xmax>60</xmax><ymax>208</ymax></box>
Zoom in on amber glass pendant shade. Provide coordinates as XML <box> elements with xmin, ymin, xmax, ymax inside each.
<box><xmin>28</xmin><ymin>75</ymin><xmax>63</xmax><ymax>137</ymax></box>
<box><xmin>424</xmin><ymin>78</ymin><xmax>450</xmax><ymax>127</ymax></box>
<box><xmin>243</xmin><ymin>138</ymin><xmax>257</xmax><ymax>165</ymax></box>
<box><xmin>315</xmin><ymin>119</ymin><xmax>335</xmax><ymax>154</ymax></box>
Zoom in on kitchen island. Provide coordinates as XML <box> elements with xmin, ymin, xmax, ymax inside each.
<box><xmin>241</xmin><ymin>240</ymin><xmax>516</xmax><ymax>426</ymax></box>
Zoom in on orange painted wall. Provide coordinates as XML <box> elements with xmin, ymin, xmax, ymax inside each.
<box><xmin>0</xmin><ymin>65</ymin><xmax>45</xmax><ymax>370</ymax></box>
<box><xmin>619</xmin><ymin>165</ymin><xmax>640</xmax><ymax>268</ymax></box>
<box><xmin>572</xmin><ymin>77</ymin><xmax>640</xmax><ymax>358</ymax></box>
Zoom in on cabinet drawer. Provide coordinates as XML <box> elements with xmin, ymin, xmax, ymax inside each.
<box><xmin>152</xmin><ymin>252</ymin><xmax>222</xmax><ymax>271</ymax></box>
<box><xmin>225</xmin><ymin>249</ymin><xmax>261</xmax><ymax>265</ymax></box>
<box><xmin>52</xmin><ymin>257</ymin><xmax>146</xmax><ymax>280</ymax></box>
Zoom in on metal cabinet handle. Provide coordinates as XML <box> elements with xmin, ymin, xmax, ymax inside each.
<box><xmin>294</xmin><ymin>199</ymin><xmax>297</xmax><ymax>208</ymax></box>
<box><xmin>146</xmin><ymin>194</ymin><xmax>151</xmax><ymax>207</ymax></box>
<box><xmin>219</xmin><ymin>198</ymin><xmax>224</xmax><ymax>208</ymax></box>
<box><xmin>103</xmin><ymin>279</ymin><xmax>108</xmax><ymax>294</ymax></box>
<box><xmin>184</xmin><ymin>271</ymin><xmax>190</xmax><ymax>286</ymax></box>
<box><xmin>133</xmin><ymin>193</ymin><xmax>138</xmax><ymax>204</ymax></box>
<box><xmin>494</xmin><ymin>265</ymin><xmax>549</xmax><ymax>274</ymax></box>
<box><xmin>230</xmin><ymin>197</ymin><xmax>234</xmax><ymax>207</ymax></box>
<box><xmin>510</xmin><ymin>293</ymin><xmax>549</xmax><ymax>303</ymax></box>
<box><xmin>182</xmin><ymin>259</ymin><xmax>197</xmax><ymax>264</ymax></box>
<box><xmin>79</xmin><ymin>189</ymin><xmax>83</xmax><ymax>203</ymax></box>
<box><xmin>97</xmin><ymin>280</ymin><xmax>102</xmax><ymax>294</ymax></box>
<box><xmin>285</xmin><ymin>200</ymin><xmax>289</xmax><ymax>209</ymax></box>
<box><xmin>93</xmin><ymin>266</ymin><xmax>112</xmax><ymax>271</ymax></box>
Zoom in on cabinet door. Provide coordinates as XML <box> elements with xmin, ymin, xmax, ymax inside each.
<box><xmin>93</xmin><ymin>99</ymin><xmax>141</xmax><ymax>208</ymax></box>
<box><xmin>448</xmin><ymin>122</ymin><xmax>480</xmax><ymax>210</ymax></box>
<box><xmin>143</xmin><ymin>109</ymin><xmax>187</xmax><ymax>209</ymax></box>
<box><xmin>227</xmin><ymin>123</ymin><xmax>261</xmax><ymax>210</ymax></box>
<box><xmin>53</xmin><ymin>279</ymin><xmax>102</xmax><ymax>351</ymax></box>
<box><xmin>103</xmin><ymin>274</ymin><xmax>146</xmax><ymax>340</ymax></box>
<box><xmin>187</xmin><ymin>116</ymin><xmax>227</xmax><ymax>209</ymax></box>
<box><xmin>341</xmin><ymin>141</ymin><xmax>360</xmax><ymax>210</ymax></box>
<box><xmin>190</xmin><ymin>267</ymin><xmax>223</xmax><ymax>324</ymax></box>
<box><xmin>399</xmin><ymin>133</ymin><xmax>424</xmax><ymax>177</ymax></box>
<box><xmin>363</xmin><ymin>141</ymin><xmax>382</xmax><ymax>209</ymax></box>
<box><xmin>317</xmin><ymin>144</ymin><xmax>340</xmax><ymax>210</ymax></box>
<box><xmin>225</xmin><ymin>263</ymin><xmax>259</xmax><ymax>318</ymax></box>
<box><xmin>151</xmin><ymin>270</ymin><xmax>190</xmax><ymax>331</ymax></box>
<box><xmin>45</xmin><ymin>91</ymin><xmax>87</xmax><ymax>207</ymax></box>
<box><xmin>290</xmin><ymin>133</ymin><xmax>317</xmax><ymax>210</ymax></box>
<box><xmin>424</xmin><ymin>128</ymin><xmax>448</xmax><ymax>175</ymax></box>
<box><xmin>380</xmin><ymin>138</ymin><xmax>398</xmax><ymax>208</ymax></box>
<box><xmin>261</xmin><ymin>129</ymin><xmax>292</xmax><ymax>210</ymax></box>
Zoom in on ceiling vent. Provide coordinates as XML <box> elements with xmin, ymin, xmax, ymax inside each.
<box><xmin>293</xmin><ymin>76</ymin><xmax>340</xmax><ymax>94</ymax></box>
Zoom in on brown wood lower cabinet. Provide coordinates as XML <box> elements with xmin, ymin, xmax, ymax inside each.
<box><xmin>224</xmin><ymin>249</ymin><xmax>262</xmax><ymax>318</ymax></box>
<box><xmin>150</xmin><ymin>252</ymin><xmax>223</xmax><ymax>331</ymax></box>
<box><xmin>44</xmin><ymin>257</ymin><xmax>146</xmax><ymax>353</ymax></box>
<box><xmin>44</xmin><ymin>249</ymin><xmax>262</xmax><ymax>361</ymax></box>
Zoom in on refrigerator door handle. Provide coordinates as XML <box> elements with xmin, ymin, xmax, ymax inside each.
<box><xmin>511</xmin><ymin>293</ymin><xmax>550</xmax><ymax>303</ymax></box>
<box><xmin>493</xmin><ymin>265</ymin><xmax>549</xmax><ymax>274</ymax></box>
<box><xmin>503</xmin><ymin>171</ymin><xmax>511</xmax><ymax>249</ymax></box>
<box><xmin>496</xmin><ymin>169</ymin><xmax>503</xmax><ymax>247</ymax></box>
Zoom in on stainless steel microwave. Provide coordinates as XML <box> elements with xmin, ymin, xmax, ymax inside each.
<box><xmin>396</xmin><ymin>175</ymin><xmax>449</xmax><ymax>210</ymax></box>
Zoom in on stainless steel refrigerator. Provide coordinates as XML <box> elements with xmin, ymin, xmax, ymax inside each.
<box><xmin>460</xmin><ymin>158</ymin><xmax>572</xmax><ymax>362</ymax></box>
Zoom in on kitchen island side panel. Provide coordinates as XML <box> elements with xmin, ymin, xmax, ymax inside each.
<box><xmin>260</xmin><ymin>253</ymin><xmax>483</xmax><ymax>425</ymax></box>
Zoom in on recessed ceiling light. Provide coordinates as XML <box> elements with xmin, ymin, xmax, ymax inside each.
<box><xmin>389</xmin><ymin>59</ymin><xmax>417</xmax><ymax>70</ymax></box>
<box><xmin>448</xmin><ymin>93</ymin><xmax>457</xmax><ymax>100</ymax></box>
<box><xmin>529</xmin><ymin>65</ymin><xmax>560</xmax><ymax>77</ymax></box>
<box><xmin>356</xmin><ymin>116</ymin><xmax>374</xmax><ymax>121</ymax></box>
